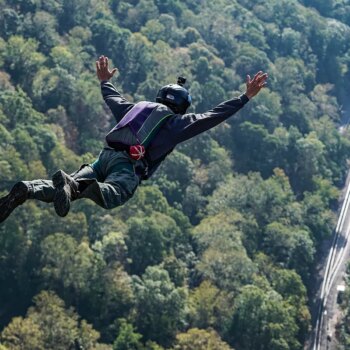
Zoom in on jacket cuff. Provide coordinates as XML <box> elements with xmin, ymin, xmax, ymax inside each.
<box><xmin>240</xmin><ymin>94</ymin><xmax>249</xmax><ymax>105</ymax></box>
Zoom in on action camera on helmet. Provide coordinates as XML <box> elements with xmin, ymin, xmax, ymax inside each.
<box><xmin>156</xmin><ymin>76</ymin><xmax>192</xmax><ymax>114</ymax></box>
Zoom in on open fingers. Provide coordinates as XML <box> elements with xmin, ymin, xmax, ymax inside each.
<box><xmin>249</xmin><ymin>72</ymin><xmax>268</xmax><ymax>88</ymax></box>
<box><xmin>256</xmin><ymin>73</ymin><xmax>268</xmax><ymax>83</ymax></box>
<box><xmin>111</xmin><ymin>68</ymin><xmax>117</xmax><ymax>76</ymax></box>
<box><xmin>252</xmin><ymin>71</ymin><xmax>263</xmax><ymax>82</ymax></box>
<box><xmin>99</xmin><ymin>55</ymin><xmax>106</xmax><ymax>70</ymax></box>
<box><xmin>256</xmin><ymin>74</ymin><xmax>268</xmax><ymax>86</ymax></box>
<box><xmin>96</xmin><ymin>55</ymin><xmax>118</xmax><ymax>80</ymax></box>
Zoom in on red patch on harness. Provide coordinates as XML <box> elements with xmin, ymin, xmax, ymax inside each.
<box><xmin>129</xmin><ymin>145</ymin><xmax>146</xmax><ymax>160</ymax></box>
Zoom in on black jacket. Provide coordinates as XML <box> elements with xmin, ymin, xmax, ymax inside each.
<box><xmin>101</xmin><ymin>81</ymin><xmax>249</xmax><ymax>179</ymax></box>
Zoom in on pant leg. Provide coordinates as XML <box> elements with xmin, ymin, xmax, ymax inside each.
<box><xmin>77</xmin><ymin>149</ymin><xmax>139</xmax><ymax>209</ymax></box>
<box><xmin>24</xmin><ymin>179</ymin><xmax>56</xmax><ymax>203</ymax></box>
<box><xmin>24</xmin><ymin>149</ymin><xmax>139</xmax><ymax>210</ymax></box>
<box><xmin>24</xmin><ymin>164</ymin><xmax>98</xmax><ymax>203</ymax></box>
<box><xmin>68</xmin><ymin>162</ymin><xmax>107</xmax><ymax>206</ymax></box>
<box><xmin>99</xmin><ymin>164</ymin><xmax>139</xmax><ymax>209</ymax></box>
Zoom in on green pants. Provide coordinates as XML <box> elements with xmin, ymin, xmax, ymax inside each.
<box><xmin>24</xmin><ymin>149</ymin><xmax>140</xmax><ymax>209</ymax></box>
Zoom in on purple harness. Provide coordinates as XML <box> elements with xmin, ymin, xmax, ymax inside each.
<box><xmin>105</xmin><ymin>101</ymin><xmax>173</xmax><ymax>159</ymax></box>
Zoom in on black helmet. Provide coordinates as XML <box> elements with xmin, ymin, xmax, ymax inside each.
<box><xmin>156</xmin><ymin>77</ymin><xmax>192</xmax><ymax>114</ymax></box>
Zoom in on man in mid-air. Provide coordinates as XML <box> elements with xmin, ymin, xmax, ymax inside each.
<box><xmin>0</xmin><ymin>56</ymin><xmax>267</xmax><ymax>223</ymax></box>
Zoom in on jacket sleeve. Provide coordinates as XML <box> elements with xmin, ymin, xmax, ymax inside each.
<box><xmin>101</xmin><ymin>81</ymin><xmax>135</xmax><ymax>123</ymax></box>
<box><xmin>169</xmin><ymin>94</ymin><xmax>250</xmax><ymax>145</ymax></box>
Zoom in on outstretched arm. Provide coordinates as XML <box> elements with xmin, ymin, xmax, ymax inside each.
<box><xmin>96</xmin><ymin>55</ymin><xmax>134</xmax><ymax>123</ymax></box>
<box><xmin>169</xmin><ymin>71</ymin><xmax>268</xmax><ymax>145</ymax></box>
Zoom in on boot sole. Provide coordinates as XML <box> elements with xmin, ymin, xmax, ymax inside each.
<box><xmin>52</xmin><ymin>170</ymin><xmax>71</xmax><ymax>217</ymax></box>
<box><xmin>0</xmin><ymin>182</ymin><xmax>28</xmax><ymax>223</ymax></box>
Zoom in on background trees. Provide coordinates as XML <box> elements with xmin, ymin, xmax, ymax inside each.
<box><xmin>0</xmin><ymin>0</ymin><xmax>350</xmax><ymax>349</ymax></box>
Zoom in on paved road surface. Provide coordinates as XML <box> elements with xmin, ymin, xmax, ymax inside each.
<box><xmin>311</xmin><ymin>172</ymin><xmax>350</xmax><ymax>349</ymax></box>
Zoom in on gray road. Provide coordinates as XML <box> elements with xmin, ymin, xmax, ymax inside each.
<box><xmin>311</xmin><ymin>172</ymin><xmax>350</xmax><ymax>350</ymax></box>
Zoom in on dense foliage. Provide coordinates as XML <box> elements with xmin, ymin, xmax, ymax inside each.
<box><xmin>1</xmin><ymin>0</ymin><xmax>350</xmax><ymax>349</ymax></box>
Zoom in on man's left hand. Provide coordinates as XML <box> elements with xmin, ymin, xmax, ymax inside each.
<box><xmin>96</xmin><ymin>55</ymin><xmax>117</xmax><ymax>82</ymax></box>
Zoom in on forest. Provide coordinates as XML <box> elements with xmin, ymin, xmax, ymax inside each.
<box><xmin>1</xmin><ymin>0</ymin><xmax>350</xmax><ymax>349</ymax></box>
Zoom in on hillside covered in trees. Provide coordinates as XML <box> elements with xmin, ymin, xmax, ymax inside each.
<box><xmin>1</xmin><ymin>0</ymin><xmax>350</xmax><ymax>349</ymax></box>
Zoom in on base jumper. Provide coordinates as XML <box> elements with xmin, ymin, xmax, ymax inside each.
<box><xmin>0</xmin><ymin>56</ymin><xmax>268</xmax><ymax>222</ymax></box>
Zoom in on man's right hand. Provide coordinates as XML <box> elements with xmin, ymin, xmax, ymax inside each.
<box><xmin>96</xmin><ymin>55</ymin><xmax>118</xmax><ymax>82</ymax></box>
<box><xmin>245</xmin><ymin>71</ymin><xmax>268</xmax><ymax>99</ymax></box>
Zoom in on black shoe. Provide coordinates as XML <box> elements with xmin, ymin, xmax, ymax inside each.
<box><xmin>52</xmin><ymin>170</ymin><xmax>79</xmax><ymax>217</ymax></box>
<box><xmin>0</xmin><ymin>182</ymin><xmax>29</xmax><ymax>223</ymax></box>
